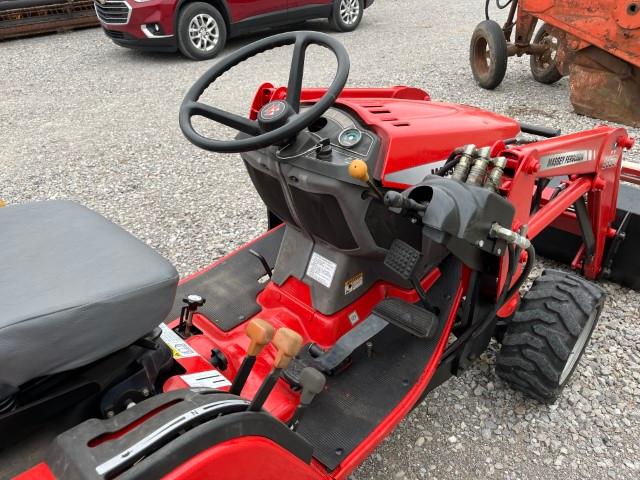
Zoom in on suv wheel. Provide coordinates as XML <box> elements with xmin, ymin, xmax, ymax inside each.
<box><xmin>329</xmin><ymin>0</ymin><xmax>363</xmax><ymax>32</ymax></box>
<box><xmin>177</xmin><ymin>2</ymin><xmax>227</xmax><ymax>61</ymax></box>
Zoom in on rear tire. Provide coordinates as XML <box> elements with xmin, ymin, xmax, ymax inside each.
<box><xmin>329</xmin><ymin>0</ymin><xmax>363</xmax><ymax>32</ymax></box>
<box><xmin>530</xmin><ymin>23</ymin><xmax>563</xmax><ymax>84</ymax></box>
<box><xmin>496</xmin><ymin>270</ymin><xmax>605</xmax><ymax>403</ymax></box>
<box><xmin>469</xmin><ymin>20</ymin><xmax>508</xmax><ymax>90</ymax></box>
<box><xmin>177</xmin><ymin>2</ymin><xmax>227</xmax><ymax>61</ymax></box>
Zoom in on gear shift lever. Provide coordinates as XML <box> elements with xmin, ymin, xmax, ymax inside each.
<box><xmin>248</xmin><ymin>327</ymin><xmax>303</xmax><ymax>411</ymax></box>
<box><xmin>289</xmin><ymin>367</ymin><xmax>326</xmax><ymax>431</ymax></box>
<box><xmin>229</xmin><ymin>319</ymin><xmax>275</xmax><ymax>395</ymax></box>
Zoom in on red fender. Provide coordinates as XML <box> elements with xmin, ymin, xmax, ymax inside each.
<box><xmin>162</xmin><ymin>437</ymin><xmax>327</xmax><ymax>480</ymax></box>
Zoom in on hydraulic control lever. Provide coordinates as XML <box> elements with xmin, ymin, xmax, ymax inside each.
<box><xmin>248</xmin><ymin>327</ymin><xmax>303</xmax><ymax>411</ymax></box>
<box><xmin>229</xmin><ymin>319</ymin><xmax>275</xmax><ymax>395</ymax></box>
<box><xmin>289</xmin><ymin>367</ymin><xmax>326</xmax><ymax>431</ymax></box>
<box><xmin>383</xmin><ymin>190</ymin><xmax>427</xmax><ymax>213</ymax></box>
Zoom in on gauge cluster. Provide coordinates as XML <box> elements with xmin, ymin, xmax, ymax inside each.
<box><xmin>273</xmin><ymin>106</ymin><xmax>378</xmax><ymax>167</ymax></box>
<box><xmin>269</xmin><ymin>106</ymin><xmax>380</xmax><ymax>185</ymax></box>
<box><xmin>310</xmin><ymin>107</ymin><xmax>376</xmax><ymax>163</ymax></box>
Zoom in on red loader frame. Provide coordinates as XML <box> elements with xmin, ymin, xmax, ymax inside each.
<box><xmin>499</xmin><ymin>126</ymin><xmax>634</xmax><ymax>291</ymax></box>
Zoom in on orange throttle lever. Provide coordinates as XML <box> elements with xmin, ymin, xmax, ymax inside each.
<box><xmin>248</xmin><ymin>327</ymin><xmax>303</xmax><ymax>411</ymax></box>
<box><xmin>229</xmin><ymin>319</ymin><xmax>275</xmax><ymax>395</ymax></box>
<box><xmin>348</xmin><ymin>159</ymin><xmax>384</xmax><ymax>200</ymax></box>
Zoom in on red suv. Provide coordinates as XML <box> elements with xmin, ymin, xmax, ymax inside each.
<box><xmin>95</xmin><ymin>0</ymin><xmax>374</xmax><ymax>60</ymax></box>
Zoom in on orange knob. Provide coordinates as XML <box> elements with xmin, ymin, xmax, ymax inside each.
<box><xmin>272</xmin><ymin>328</ymin><xmax>303</xmax><ymax>369</ymax></box>
<box><xmin>348</xmin><ymin>159</ymin><xmax>370</xmax><ymax>183</ymax></box>
<box><xmin>245</xmin><ymin>318</ymin><xmax>275</xmax><ymax>356</ymax></box>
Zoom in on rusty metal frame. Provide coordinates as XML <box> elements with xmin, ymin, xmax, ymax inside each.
<box><xmin>0</xmin><ymin>0</ymin><xmax>98</xmax><ymax>40</ymax></box>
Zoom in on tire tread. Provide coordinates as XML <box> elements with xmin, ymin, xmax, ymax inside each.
<box><xmin>496</xmin><ymin>269</ymin><xmax>605</xmax><ymax>402</ymax></box>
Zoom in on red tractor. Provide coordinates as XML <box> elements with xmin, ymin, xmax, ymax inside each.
<box><xmin>3</xmin><ymin>31</ymin><xmax>639</xmax><ymax>480</ymax></box>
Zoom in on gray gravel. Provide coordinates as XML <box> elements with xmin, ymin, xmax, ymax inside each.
<box><xmin>1</xmin><ymin>0</ymin><xmax>639</xmax><ymax>478</ymax></box>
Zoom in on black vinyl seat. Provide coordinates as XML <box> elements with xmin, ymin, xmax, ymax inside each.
<box><xmin>0</xmin><ymin>201</ymin><xmax>179</xmax><ymax>391</ymax></box>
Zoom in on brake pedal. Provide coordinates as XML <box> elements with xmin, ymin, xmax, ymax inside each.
<box><xmin>384</xmin><ymin>239</ymin><xmax>421</xmax><ymax>280</ymax></box>
<box><xmin>372</xmin><ymin>298</ymin><xmax>438</xmax><ymax>339</ymax></box>
<box><xmin>384</xmin><ymin>239</ymin><xmax>437</xmax><ymax>312</ymax></box>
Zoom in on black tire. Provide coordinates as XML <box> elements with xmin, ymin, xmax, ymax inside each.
<box><xmin>177</xmin><ymin>2</ymin><xmax>227</xmax><ymax>61</ymax></box>
<box><xmin>469</xmin><ymin>20</ymin><xmax>508</xmax><ymax>90</ymax></box>
<box><xmin>496</xmin><ymin>270</ymin><xmax>605</xmax><ymax>403</ymax></box>
<box><xmin>329</xmin><ymin>0</ymin><xmax>363</xmax><ymax>32</ymax></box>
<box><xmin>530</xmin><ymin>23</ymin><xmax>563</xmax><ymax>84</ymax></box>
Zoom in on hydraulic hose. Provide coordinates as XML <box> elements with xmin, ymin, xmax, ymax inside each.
<box><xmin>503</xmin><ymin>244</ymin><xmax>535</xmax><ymax>302</ymax></box>
<box><xmin>485</xmin><ymin>0</ymin><xmax>514</xmax><ymax>20</ymax></box>
<box><xmin>443</xmin><ymin>243</ymin><xmax>536</xmax><ymax>357</ymax></box>
<box><xmin>436</xmin><ymin>148</ymin><xmax>464</xmax><ymax>176</ymax></box>
<box><xmin>496</xmin><ymin>244</ymin><xmax>517</xmax><ymax>308</ymax></box>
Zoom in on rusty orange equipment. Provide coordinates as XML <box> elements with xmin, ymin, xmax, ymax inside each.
<box><xmin>470</xmin><ymin>0</ymin><xmax>640</xmax><ymax>127</ymax></box>
<box><xmin>0</xmin><ymin>0</ymin><xmax>98</xmax><ymax>41</ymax></box>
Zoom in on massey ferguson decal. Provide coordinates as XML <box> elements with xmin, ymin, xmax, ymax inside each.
<box><xmin>539</xmin><ymin>149</ymin><xmax>595</xmax><ymax>170</ymax></box>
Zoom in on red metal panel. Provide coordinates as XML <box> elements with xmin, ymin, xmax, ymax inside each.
<box><xmin>162</xmin><ymin>437</ymin><xmax>327</xmax><ymax>480</ymax></box>
<box><xmin>12</xmin><ymin>463</ymin><xmax>57</xmax><ymax>480</ymax></box>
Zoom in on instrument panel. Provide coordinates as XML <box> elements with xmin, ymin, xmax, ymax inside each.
<box><xmin>276</xmin><ymin>107</ymin><xmax>377</xmax><ymax>167</ymax></box>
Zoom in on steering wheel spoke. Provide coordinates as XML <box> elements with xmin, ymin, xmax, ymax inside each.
<box><xmin>189</xmin><ymin>101</ymin><xmax>262</xmax><ymax>136</ymax></box>
<box><xmin>286</xmin><ymin>35</ymin><xmax>309</xmax><ymax>113</ymax></box>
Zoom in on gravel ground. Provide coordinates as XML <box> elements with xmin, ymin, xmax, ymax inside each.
<box><xmin>1</xmin><ymin>1</ymin><xmax>639</xmax><ymax>478</ymax></box>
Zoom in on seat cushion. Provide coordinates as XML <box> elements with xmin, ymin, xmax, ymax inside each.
<box><xmin>0</xmin><ymin>201</ymin><xmax>179</xmax><ymax>389</ymax></box>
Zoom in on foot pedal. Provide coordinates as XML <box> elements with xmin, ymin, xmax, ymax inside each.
<box><xmin>385</xmin><ymin>239</ymin><xmax>421</xmax><ymax>280</ymax></box>
<box><xmin>283</xmin><ymin>314</ymin><xmax>389</xmax><ymax>385</ymax></box>
<box><xmin>373</xmin><ymin>298</ymin><xmax>438</xmax><ymax>339</ymax></box>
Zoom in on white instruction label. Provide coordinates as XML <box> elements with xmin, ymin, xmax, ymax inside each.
<box><xmin>306</xmin><ymin>252</ymin><xmax>337</xmax><ymax>288</ymax></box>
<box><xmin>159</xmin><ymin>323</ymin><xmax>199</xmax><ymax>359</ymax></box>
<box><xmin>180</xmin><ymin>370</ymin><xmax>231</xmax><ymax>389</ymax></box>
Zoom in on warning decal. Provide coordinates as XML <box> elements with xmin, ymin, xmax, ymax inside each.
<box><xmin>306</xmin><ymin>252</ymin><xmax>337</xmax><ymax>288</ymax></box>
<box><xmin>345</xmin><ymin>272</ymin><xmax>364</xmax><ymax>295</ymax></box>
<box><xmin>180</xmin><ymin>370</ymin><xmax>231</xmax><ymax>389</ymax></box>
<box><xmin>159</xmin><ymin>323</ymin><xmax>199</xmax><ymax>359</ymax></box>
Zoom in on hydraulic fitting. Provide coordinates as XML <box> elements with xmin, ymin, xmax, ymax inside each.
<box><xmin>466</xmin><ymin>146</ymin><xmax>491</xmax><ymax>186</ymax></box>
<box><xmin>490</xmin><ymin>223</ymin><xmax>531</xmax><ymax>250</ymax></box>
<box><xmin>451</xmin><ymin>144</ymin><xmax>476</xmax><ymax>182</ymax></box>
<box><xmin>484</xmin><ymin>156</ymin><xmax>507</xmax><ymax>192</ymax></box>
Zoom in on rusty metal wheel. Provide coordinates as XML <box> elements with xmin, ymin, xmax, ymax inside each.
<box><xmin>530</xmin><ymin>23</ymin><xmax>563</xmax><ymax>84</ymax></box>
<box><xmin>470</xmin><ymin>20</ymin><xmax>508</xmax><ymax>90</ymax></box>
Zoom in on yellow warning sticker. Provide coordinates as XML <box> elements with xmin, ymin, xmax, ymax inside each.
<box><xmin>159</xmin><ymin>324</ymin><xmax>199</xmax><ymax>359</ymax></box>
<box><xmin>345</xmin><ymin>272</ymin><xmax>364</xmax><ymax>295</ymax></box>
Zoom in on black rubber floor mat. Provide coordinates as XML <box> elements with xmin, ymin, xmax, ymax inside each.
<box><xmin>297</xmin><ymin>257</ymin><xmax>461</xmax><ymax>471</ymax></box>
<box><xmin>166</xmin><ymin>226</ymin><xmax>285</xmax><ymax>331</ymax></box>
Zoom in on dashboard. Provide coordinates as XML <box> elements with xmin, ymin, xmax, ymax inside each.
<box><xmin>275</xmin><ymin>106</ymin><xmax>379</xmax><ymax>168</ymax></box>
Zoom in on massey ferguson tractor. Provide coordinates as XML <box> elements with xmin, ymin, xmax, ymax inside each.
<box><xmin>1</xmin><ymin>31</ymin><xmax>639</xmax><ymax>479</ymax></box>
<box><xmin>470</xmin><ymin>0</ymin><xmax>640</xmax><ymax>127</ymax></box>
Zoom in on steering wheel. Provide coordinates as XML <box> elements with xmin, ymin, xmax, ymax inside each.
<box><xmin>179</xmin><ymin>31</ymin><xmax>350</xmax><ymax>154</ymax></box>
